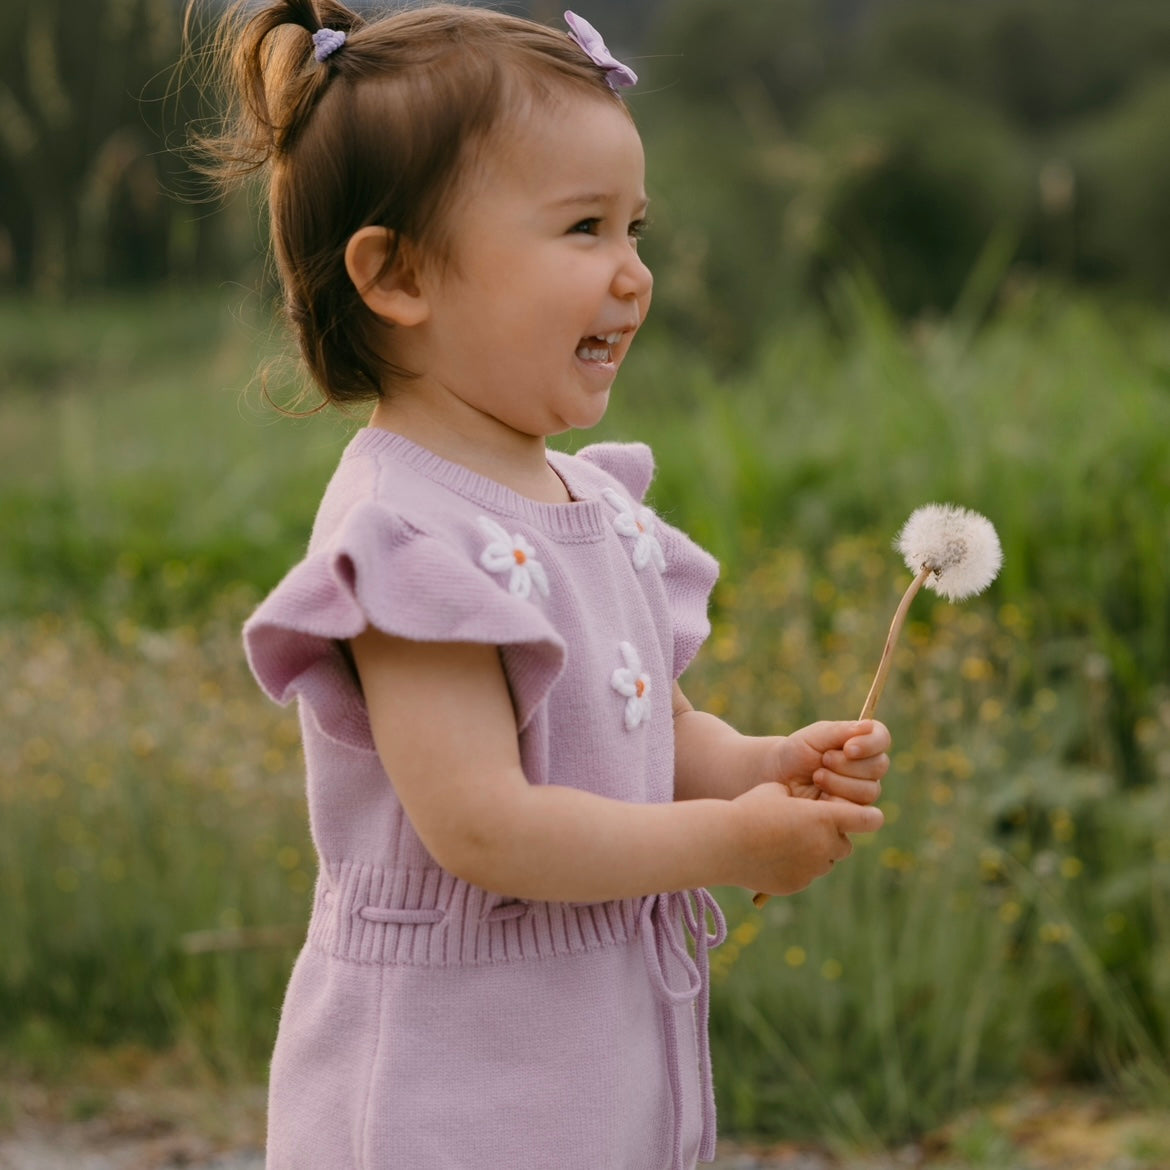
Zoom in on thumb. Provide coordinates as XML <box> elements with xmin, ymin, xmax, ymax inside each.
<box><xmin>797</xmin><ymin>719</ymin><xmax>870</xmax><ymax>753</ymax></box>
<box><xmin>825</xmin><ymin>800</ymin><xmax>884</xmax><ymax>835</ymax></box>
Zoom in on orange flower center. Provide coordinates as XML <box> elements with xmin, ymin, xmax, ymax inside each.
<box><xmin>513</xmin><ymin>548</ymin><xmax>527</xmax><ymax>565</ymax></box>
<box><xmin>635</xmin><ymin>678</ymin><xmax>646</xmax><ymax>698</ymax></box>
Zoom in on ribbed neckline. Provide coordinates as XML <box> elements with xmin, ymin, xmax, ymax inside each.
<box><xmin>344</xmin><ymin>428</ymin><xmax>610</xmax><ymax>540</ymax></box>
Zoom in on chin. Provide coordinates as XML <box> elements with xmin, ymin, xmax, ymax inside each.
<box><xmin>568</xmin><ymin>400</ymin><xmax>611</xmax><ymax>433</ymax></box>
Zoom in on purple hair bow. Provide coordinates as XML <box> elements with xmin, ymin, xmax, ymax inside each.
<box><xmin>564</xmin><ymin>11</ymin><xmax>638</xmax><ymax>90</ymax></box>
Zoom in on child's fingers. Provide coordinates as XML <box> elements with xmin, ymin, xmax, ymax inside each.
<box><xmin>821</xmin><ymin>748</ymin><xmax>889</xmax><ymax>779</ymax></box>
<box><xmin>814</xmin><ymin>770</ymin><xmax>882</xmax><ymax>805</ymax></box>
<box><xmin>825</xmin><ymin>799</ymin><xmax>884</xmax><ymax>835</ymax></box>
<box><xmin>796</xmin><ymin>719</ymin><xmax>891</xmax><ymax>757</ymax></box>
<box><xmin>816</xmin><ymin>729</ymin><xmax>889</xmax><ymax>802</ymax></box>
<box><xmin>841</xmin><ymin>720</ymin><xmax>892</xmax><ymax>760</ymax></box>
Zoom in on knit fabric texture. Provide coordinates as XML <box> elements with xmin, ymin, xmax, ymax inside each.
<box><xmin>244</xmin><ymin>429</ymin><xmax>721</xmax><ymax>1169</ymax></box>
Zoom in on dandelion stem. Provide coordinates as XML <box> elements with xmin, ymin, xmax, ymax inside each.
<box><xmin>752</xmin><ymin>565</ymin><xmax>934</xmax><ymax>911</ymax></box>
<box><xmin>753</xmin><ymin>505</ymin><xmax>1001</xmax><ymax>914</ymax></box>
<box><xmin>858</xmin><ymin>565</ymin><xmax>933</xmax><ymax>721</ymax></box>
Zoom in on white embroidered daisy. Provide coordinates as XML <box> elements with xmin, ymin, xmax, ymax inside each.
<box><xmin>602</xmin><ymin>488</ymin><xmax>666</xmax><ymax>573</ymax></box>
<box><xmin>611</xmin><ymin>641</ymin><xmax>652</xmax><ymax>731</ymax></box>
<box><xmin>477</xmin><ymin>517</ymin><xmax>550</xmax><ymax>600</ymax></box>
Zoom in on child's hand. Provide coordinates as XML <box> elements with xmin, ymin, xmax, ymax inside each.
<box><xmin>729</xmin><ymin>782</ymin><xmax>883</xmax><ymax>896</ymax></box>
<box><xmin>770</xmin><ymin>719</ymin><xmax>890</xmax><ymax>805</ymax></box>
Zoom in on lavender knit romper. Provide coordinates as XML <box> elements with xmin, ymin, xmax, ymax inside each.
<box><xmin>244</xmin><ymin>431</ymin><xmax>724</xmax><ymax>1169</ymax></box>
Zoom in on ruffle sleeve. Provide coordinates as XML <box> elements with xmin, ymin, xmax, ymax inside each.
<box><xmin>574</xmin><ymin>442</ymin><xmax>720</xmax><ymax>679</ymax></box>
<box><xmin>243</xmin><ymin>501</ymin><xmax>566</xmax><ymax>749</ymax></box>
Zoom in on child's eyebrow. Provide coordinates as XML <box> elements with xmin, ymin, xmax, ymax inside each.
<box><xmin>547</xmin><ymin>192</ymin><xmax>651</xmax><ymax>213</ymax></box>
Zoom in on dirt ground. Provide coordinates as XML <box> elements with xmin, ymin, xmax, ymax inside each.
<box><xmin>1</xmin><ymin>1056</ymin><xmax>1168</xmax><ymax>1170</ymax></box>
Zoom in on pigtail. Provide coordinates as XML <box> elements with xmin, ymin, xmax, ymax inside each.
<box><xmin>184</xmin><ymin>0</ymin><xmax>363</xmax><ymax>188</ymax></box>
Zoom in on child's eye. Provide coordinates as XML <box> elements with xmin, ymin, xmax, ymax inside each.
<box><xmin>567</xmin><ymin>216</ymin><xmax>650</xmax><ymax>240</ymax></box>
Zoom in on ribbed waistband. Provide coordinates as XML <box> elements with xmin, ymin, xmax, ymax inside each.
<box><xmin>306</xmin><ymin>860</ymin><xmax>647</xmax><ymax>967</ymax></box>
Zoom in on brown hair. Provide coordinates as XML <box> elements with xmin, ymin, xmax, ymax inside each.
<box><xmin>188</xmin><ymin>0</ymin><xmax>628</xmax><ymax>406</ymax></box>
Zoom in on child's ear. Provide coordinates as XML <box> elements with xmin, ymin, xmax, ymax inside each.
<box><xmin>345</xmin><ymin>227</ymin><xmax>430</xmax><ymax>327</ymax></box>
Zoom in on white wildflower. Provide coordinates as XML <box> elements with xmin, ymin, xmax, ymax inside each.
<box><xmin>895</xmin><ymin>503</ymin><xmax>1003</xmax><ymax>602</ymax></box>
<box><xmin>860</xmin><ymin>502</ymin><xmax>1003</xmax><ymax>719</ymax></box>
<box><xmin>756</xmin><ymin>502</ymin><xmax>1003</xmax><ymax>910</ymax></box>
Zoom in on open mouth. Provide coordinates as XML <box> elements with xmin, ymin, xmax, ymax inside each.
<box><xmin>575</xmin><ymin>331</ymin><xmax>624</xmax><ymax>364</ymax></box>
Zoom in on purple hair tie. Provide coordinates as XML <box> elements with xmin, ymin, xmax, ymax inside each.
<box><xmin>312</xmin><ymin>27</ymin><xmax>347</xmax><ymax>63</ymax></box>
<box><xmin>564</xmin><ymin>11</ymin><xmax>637</xmax><ymax>90</ymax></box>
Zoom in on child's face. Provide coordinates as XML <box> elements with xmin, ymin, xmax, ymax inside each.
<box><xmin>410</xmin><ymin>94</ymin><xmax>653</xmax><ymax>439</ymax></box>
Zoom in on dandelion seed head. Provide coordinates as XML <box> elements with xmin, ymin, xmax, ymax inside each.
<box><xmin>895</xmin><ymin>504</ymin><xmax>1003</xmax><ymax>601</ymax></box>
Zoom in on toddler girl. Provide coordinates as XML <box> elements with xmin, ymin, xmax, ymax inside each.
<box><xmin>200</xmin><ymin>3</ymin><xmax>889</xmax><ymax>1166</ymax></box>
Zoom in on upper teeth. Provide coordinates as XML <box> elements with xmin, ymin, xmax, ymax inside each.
<box><xmin>599</xmin><ymin>333</ymin><xmax>623</xmax><ymax>344</ymax></box>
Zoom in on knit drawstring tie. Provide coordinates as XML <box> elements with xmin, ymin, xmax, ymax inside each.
<box><xmin>640</xmin><ymin>889</ymin><xmax>727</xmax><ymax>1169</ymax></box>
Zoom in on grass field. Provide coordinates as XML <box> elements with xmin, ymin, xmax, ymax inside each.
<box><xmin>1</xmin><ymin>285</ymin><xmax>1168</xmax><ymax>1151</ymax></box>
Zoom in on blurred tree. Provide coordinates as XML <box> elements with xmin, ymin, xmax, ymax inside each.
<box><xmin>804</xmin><ymin>86</ymin><xmax>1032</xmax><ymax>318</ymax></box>
<box><xmin>0</xmin><ymin>0</ymin><xmax>187</xmax><ymax>294</ymax></box>
<box><xmin>649</xmin><ymin>0</ymin><xmax>840</xmax><ymax>128</ymax></box>
<box><xmin>865</xmin><ymin>0</ymin><xmax>1170</xmax><ymax>131</ymax></box>
<box><xmin>0</xmin><ymin>0</ymin><xmax>291</xmax><ymax>296</ymax></box>
<box><xmin>638</xmin><ymin>0</ymin><xmax>1170</xmax><ymax>358</ymax></box>
<box><xmin>1070</xmin><ymin>77</ymin><xmax>1170</xmax><ymax>297</ymax></box>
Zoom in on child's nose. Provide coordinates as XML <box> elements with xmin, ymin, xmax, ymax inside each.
<box><xmin>613</xmin><ymin>247</ymin><xmax>653</xmax><ymax>302</ymax></box>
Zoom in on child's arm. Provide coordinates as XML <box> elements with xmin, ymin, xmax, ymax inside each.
<box><xmin>671</xmin><ymin>682</ymin><xmax>889</xmax><ymax>805</ymax></box>
<box><xmin>350</xmin><ymin>627</ymin><xmax>883</xmax><ymax>904</ymax></box>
